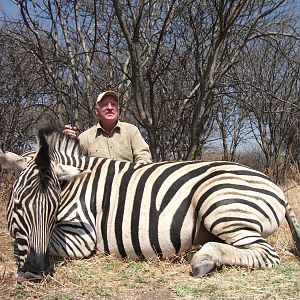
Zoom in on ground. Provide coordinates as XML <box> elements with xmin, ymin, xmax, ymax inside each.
<box><xmin>0</xmin><ymin>180</ymin><xmax>299</xmax><ymax>300</ymax></box>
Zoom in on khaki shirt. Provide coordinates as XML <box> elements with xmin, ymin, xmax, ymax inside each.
<box><xmin>78</xmin><ymin>121</ymin><xmax>152</xmax><ymax>164</ymax></box>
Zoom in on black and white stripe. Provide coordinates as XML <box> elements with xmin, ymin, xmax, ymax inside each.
<box><xmin>4</xmin><ymin>128</ymin><xmax>300</xmax><ymax>279</ymax></box>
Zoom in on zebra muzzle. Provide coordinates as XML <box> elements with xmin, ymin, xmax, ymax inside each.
<box><xmin>17</xmin><ymin>249</ymin><xmax>51</xmax><ymax>282</ymax></box>
<box><xmin>16</xmin><ymin>270</ymin><xmax>46</xmax><ymax>283</ymax></box>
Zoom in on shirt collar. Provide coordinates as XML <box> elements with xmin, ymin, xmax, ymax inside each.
<box><xmin>96</xmin><ymin>121</ymin><xmax>121</xmax><ymax>137</ymax></box>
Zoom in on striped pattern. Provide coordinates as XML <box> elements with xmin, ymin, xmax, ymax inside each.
<box><xmin>7</xmin><ymin>145</ymin><xmax>61</xmax><ymax>275</ymax></box>
<box><xmin>5</xmin><ymin>129</ymin><xmax>299</xmax><ymax>278</ymax></box>
<box><xmin>51</xmin><ymin>159</ymin><xmax>286</xmax><ymax>262</ymax></box>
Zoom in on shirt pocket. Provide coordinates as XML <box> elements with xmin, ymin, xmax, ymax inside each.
<box><xmin>115</xmin><ymin>142</ymin><xmax>133</xmax><ymax>161</ymax></box>
<box><xmin>89</xmin><ymin>149</ymin><xmax>102</xmax><ymax>157</ymax></box>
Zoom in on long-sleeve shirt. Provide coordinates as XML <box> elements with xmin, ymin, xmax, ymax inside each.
<box><xmin>78</xmin><ymin>121</ymin><xmax>152</xmax><ymax>164</ymax></box>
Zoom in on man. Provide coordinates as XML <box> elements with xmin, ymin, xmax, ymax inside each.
<box><xmin>63</xmin><ymin>91</ymin><xmax>152</xmax><ymax>164</ymax></box>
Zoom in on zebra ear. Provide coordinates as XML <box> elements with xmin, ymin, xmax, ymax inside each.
<box><xmin>54</xmin><ymin>163</ymin><xmax>91</xmax><ymax>181</ymax></box>
<box><xmin>0</xmin><ymin>149</ymin><xmax>27</xmax><ymax>174</ymax></box>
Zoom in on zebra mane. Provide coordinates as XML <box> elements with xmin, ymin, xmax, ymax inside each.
<box><xmin>35</xmin><ymin>130</ymin><xmax>52</xmax><ymax>189</ymax></box>
<box><xmin>37</xmin><ymin>126</ymin><xmax>86</xmax><ymax>166</ymax></box>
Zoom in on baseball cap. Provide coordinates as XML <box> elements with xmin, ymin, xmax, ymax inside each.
<box><xmin>96</xmin><ymin>91</ymin><xmax>119</xmax><ymax>105</ymax></box>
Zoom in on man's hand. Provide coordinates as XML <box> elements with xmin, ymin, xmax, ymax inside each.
<box><xmin>63</xmin><ymin>124</ymin><xmax>78</xmax><ymax>138</ymax></box>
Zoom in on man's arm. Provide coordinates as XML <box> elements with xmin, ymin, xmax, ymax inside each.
<box><xmin>131</xmin><ymin>127</ymin><xmax>152</xmax><ymax>164</ymax></box>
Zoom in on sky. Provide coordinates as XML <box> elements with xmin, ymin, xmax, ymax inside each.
<box><xmin>0</xmin><ymin>0</ymin><xmax>19</xmax><ymax>18</ymax></box>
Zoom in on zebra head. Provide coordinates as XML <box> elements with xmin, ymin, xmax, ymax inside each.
<box><xmin>1</xmin><ymin>129</ymin><xmax>89</xmax><ymax>281</ymax></box>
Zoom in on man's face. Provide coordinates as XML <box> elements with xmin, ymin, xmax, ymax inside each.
<box><xmin>94</xmin><ymin>95</ymin><xmax>119</xmax><ymax>123</ymax></box>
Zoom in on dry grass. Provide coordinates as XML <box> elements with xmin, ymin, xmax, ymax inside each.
<box><xmin>0</xmin><ymin>180</ymin><xmax>299</xmax><ymax>300</ymax></box>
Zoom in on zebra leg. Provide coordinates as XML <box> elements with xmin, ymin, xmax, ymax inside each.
<box><xmin>191</xmin><ymin>238</ymin><xmax>280</xmax><ymax>277</ymax></box>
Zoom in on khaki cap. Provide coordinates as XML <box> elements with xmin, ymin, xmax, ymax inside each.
<box><xmin>96</xmin><ymin>91</ymin><xmax>119</xmax><ymax>105</ymax></box>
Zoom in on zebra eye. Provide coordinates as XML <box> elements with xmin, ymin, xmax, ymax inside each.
<box><xmin>15</xmin><ymin>202</ymin><xmax>23</xmax><ymax>211</ymax></box>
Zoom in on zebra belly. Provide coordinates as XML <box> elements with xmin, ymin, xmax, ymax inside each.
<box><xmin>96</xmin><ymin>227</ymin><xmax>194</xmax><ymax>259</ymax></box>
<box><xmin>95</xmin><ymin>204</ymin><xmax>196</xmax><ymax>259</ymax></box>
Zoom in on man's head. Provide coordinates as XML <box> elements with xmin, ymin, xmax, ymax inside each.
<box><xmin>94</xmin><ymin>91</ymin><xmax>120</xmax><ymax>128</ymax></box>
<box><xmin>95</xmin><ymin>91</ymin><xmax>119</xmax><ymax>106</ymax></box>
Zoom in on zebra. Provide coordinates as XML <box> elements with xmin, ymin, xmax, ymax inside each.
<box><xmin>0</xmin><ymin>127</ymin><xmax>299</xmax><ymax>282</ymax></box>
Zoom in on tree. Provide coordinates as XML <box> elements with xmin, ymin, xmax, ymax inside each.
<box><xmin>0</xmin><ymin>0</ymin><xmax>299</xmax><ymax>182</ymax></box>
<box><xmin>232</xmin><ymin>34</ymin><xmax>300</xmax><ymax>181</ymax></box>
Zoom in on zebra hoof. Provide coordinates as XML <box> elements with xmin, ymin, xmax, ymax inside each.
<box><xmin>191</xmin><ymin>260</ymin><xmax>216</xmax><ymax>277</ymax></box>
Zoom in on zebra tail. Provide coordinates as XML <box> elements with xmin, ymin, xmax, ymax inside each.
<box><xmin>285</xmin><ymin>203</ymin><xmax>300</xmax><ymax>256</ymax></box>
